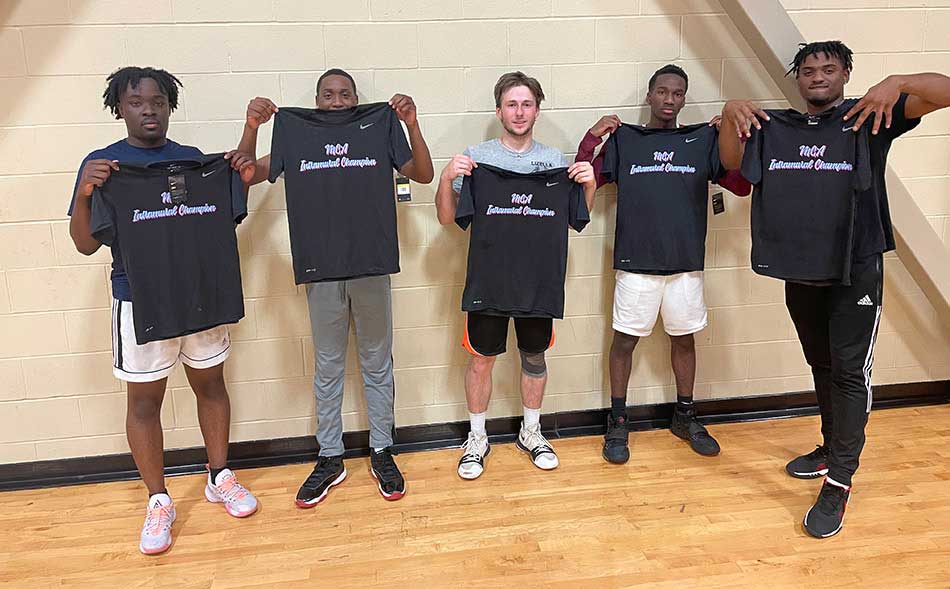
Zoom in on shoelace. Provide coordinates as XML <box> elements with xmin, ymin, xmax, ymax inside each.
<box><xmin>304</xmin><ymin>459</ymin><xmax>339</xmax><ymax>488</ymax></box>
<box><xmin>460</xmin><ymin>433</ymin><xmax>487</xmax><ymax>457</ymax></box>
<box><xmin>805</xmin><ymin>445</ymin><xmax>830</xmax><ymax>461</ymax></box>
<box><xmin>606</xmin><ymin>417</ymin><xmax>627</xmax><ymax>442</ymax></box>
<box><xmin>817</xmin><ymin>484</ymin><xmax>847</xmax><ymax>515</ymax></box>
<box><xmin>214</xmin><ymin>476</ymin><xmax>248</xmax><ymax>502</ymax></box>
<box><xmin>522</xmin><ymin>425</ymin><xmax>552</xmax><ymax>451</ymax></box>
<box><xmin>144</xmin><ymin>505</ymin><xmax>173</xmax><ymax>536</ymax></box>
<box><xmin>372</xmin><ymin>450</ymin><xmax>401</xmax><ymax>480</ymax></box>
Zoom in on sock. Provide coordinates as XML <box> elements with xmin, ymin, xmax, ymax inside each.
<box><xmin>676</xmin><ymin>395</ymin><xmax>694</xmax><ymax>411</ymax></box>
<box><xmin>209</xmin><ymin>466</ymin><xmax>228</xmax><ymax>485</ymax></box>
<box><xmin>611</xmin><ymin>396</ymin><xmax>626</xmax><ymax>420</ymax></box>
<box><xmin>523</xmin><ymin>406</ymin><xmax>541</xmax><ymax>430</ymax></box>
<box><xmin>148</xmin><ymin>490</ymin><xmax>171</xmax><ymax>507</ymax></box>
<box><xmin>469</xmin><ymin>411</ymin><xmax>487</xmax><ymax>438</ymax></box>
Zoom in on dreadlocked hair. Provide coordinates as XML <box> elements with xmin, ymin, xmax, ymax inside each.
<box><xmin>787</xmin><ymin>41</ymin><xmax>853</xmax><ymax>77</ymax></box>
<box><xmin>102</xmin><ymin>66</ymin><xmax>182</xmax><ymax>119</ymax></box>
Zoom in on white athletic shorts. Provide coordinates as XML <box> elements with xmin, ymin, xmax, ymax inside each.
<box><xmin>111</xmin><ymin>299</ymin><xmax>231</xmax><ymax>383</ymax></box>
<box><xmin>612</xmin><ymin>270</ymin><xmax>707</xmax><ymax>337</ymax></box>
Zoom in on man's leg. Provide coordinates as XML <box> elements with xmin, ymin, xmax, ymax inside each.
<box><xmin>513</xmin><ymin>317</ymin><xmax>558</xmax><ymax>470</ymax></box>
<box><xmin>803</xmin><ymin>255</ymin><xmax>883</xmax><ymax>539</ymax></box>
<box><xmin>349</xmin><ymin>275</ymin><xmax>405</xmax><ymax>500</ymax></box>
<box><xmin>661</xmin><ymin>271</ymin><xmax>717</xmax><ymax>456</ymax></box>
<box><xmin>785</xmin><ymin>281</ymin><xmax>835</xmax><ymax>479</ymax></box>
<box><xmin>458</xmin><ymin>313</ymin><xmax>506</xmax><ymax>479</ymax></box>
<box><xmin>608</xmin><ymin>331</ymin><xmax>640</xmax><ymax>407</ymax></box>
<box><xmin>112</xmin><ymin>298</ymin><xmax>179</xmax><ymax>554</ymax></box>
<box><xmin>126</xmin><ymin>379</ymin><xmax>170</xmax><ymax>495</ymax></box>
<box><xmin>295</xmin><ymin>282</ymin><xmax>349</xmax><ymax>508</ymax></box>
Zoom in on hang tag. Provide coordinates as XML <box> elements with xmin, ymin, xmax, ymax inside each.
<box><xmin>712</xmin><ymin>191</ymin><xmax>725</xmax><ymax>215</ymax></box>
<box><xmin>396</xmin><ymin>174</ymin><xmax>411</xmax><ymax>202</ymax></box>
<box><xmin>168</xmin><ymin>169</ymin><xmax>188</xmax><ymax>205</ymax></box>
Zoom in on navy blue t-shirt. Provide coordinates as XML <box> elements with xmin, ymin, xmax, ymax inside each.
<box><xmin>68</xmin><ymin>139</ymin><xmax>203</xmax><ymax>301</ymax></box>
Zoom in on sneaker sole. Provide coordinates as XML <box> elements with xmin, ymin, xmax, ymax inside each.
<box><xmin>294</xmin><ymin>469</ymin><xmax>347</xmax><ymax>509</ymax></box>
<box><xmin>803</xmin><ymin>505</ymin><xmax>845</xmax><ymax>538</ymax></box>
<box><xmin>515</xmin><ymin>438</ymin><xmax>559</xmax><ymax>470</ymax></box>
<box><xmin>370</xmin><ymin>469</ymin><xmax>406</xmax><ymax>501</ymax></box>
<box><xmin>787</xmin><ymin>467</ymin><xmax>829</xmax><ymax>480</ymax></box>
<box><xmin>204</xmin><ymin>485</ymin><xmax>259</xmax><ymax>518</ymax></box>
<box><xmin>140</xmin><ymin>542</ymin><xmax>171</xmax><ymax>556</ymax></box>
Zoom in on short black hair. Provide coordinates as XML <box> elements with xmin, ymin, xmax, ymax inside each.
<box><xmin>787</xmin><ymin>41</ymin><xmax>853</xmax><ymax>77</ymax></box>
<box><xmin>648</xmin><ymin>64</ymin><xmax>688</xmax><ymax>92</ymax></box>
<box><xmin>316</xmin><ymin>68</ymin><xmax>357</xmax><ymax>94</ymax></box>
<box><xmin>102</xmin><ymin>66</ymin><xmax>182</xmax><ymax>119</ymax></box>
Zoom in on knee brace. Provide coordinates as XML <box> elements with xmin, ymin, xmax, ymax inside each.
<box><xmin>520</xmin><ymin>349</ymin><xmax>547</xmax><ymax>378</ymax></box>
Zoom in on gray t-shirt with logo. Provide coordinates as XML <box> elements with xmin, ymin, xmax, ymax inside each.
<box><xmin>452</xmin><ymin>138</ymin><xmax>569</xmax><ymax>193</ymax></box>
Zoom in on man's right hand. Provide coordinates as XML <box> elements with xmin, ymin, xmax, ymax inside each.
<box><xmin>77</xmin><ymin>159</ymin><xmax>119</xmax><ymax>198</ymax></box>
<box><xmin>246</xmin><ymin>97</ymin><xmax>278</xmax><ymax>130</ymax></box>
<box><xmin>721</xmin><ymin>99</ymin><xmax>770</xmax><ymax>138</ymax></box>
<box><xmin>441</xmin><ymin>154</ymin><xmax>476</xmax><ymax>181</ymax></box>
<box><xmin>589</xmin><ymin>114</ymin><xmax>621</xmax><ymax>138</ymax></box>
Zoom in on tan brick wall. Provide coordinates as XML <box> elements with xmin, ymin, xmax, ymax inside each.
<box><xmin>1</xmin><ymin>0</ymin><xmax>949</xmax><ymax>463</ymax></box>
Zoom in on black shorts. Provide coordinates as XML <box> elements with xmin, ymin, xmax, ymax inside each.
<box><xmin>462</xmin><ymin>313</ymin><xmax>554</xmax><ymax>356</ymax></box>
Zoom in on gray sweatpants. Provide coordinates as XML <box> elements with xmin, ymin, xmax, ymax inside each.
<box><xmin>306</xmin><ymin>274</ymin><xmax>395</xmax><ymax>457</ymax></box>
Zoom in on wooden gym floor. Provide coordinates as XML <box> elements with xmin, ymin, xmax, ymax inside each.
<box><xmin>1</xmin><ymin>405</ymin><xmax>949</xmax><ymax>588</ymax></box>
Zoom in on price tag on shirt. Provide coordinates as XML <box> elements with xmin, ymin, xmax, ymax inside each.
<box><xmin>396</xmin><ymin>174</ymin><xmax>411</xmax><ymax>202</ymax></box>
<box><xmin>712</xmin><ymin>191</ymin><xmax>725</xmax><ymax>215</ymax></box>
<box><xmin>168</xmin><ymin>171</ymin><xmax>188</xmax><ymax>205</ymax></box>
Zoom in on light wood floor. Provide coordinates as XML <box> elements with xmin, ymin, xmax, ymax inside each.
<box><xmin>2</xmin><ymin>405</ymin><xmax>950</xmax><ymax>588</ymax></box>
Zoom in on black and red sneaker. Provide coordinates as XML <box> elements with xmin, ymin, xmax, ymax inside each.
<box><xmin>370</xmin><ymin>447</ymin><xmax>406</xmax><ymax>501</ymax></box>
<box><xmin>786</xmin><ymin>445</ymin><xmax>830</xmax><ymax>479</ymax></box>
<box><xmin>803</xmin><ymin>479</ymin><xmax>851</xmax><ymax>538</ymax></box>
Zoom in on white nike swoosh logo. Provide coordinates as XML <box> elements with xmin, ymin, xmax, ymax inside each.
<box><xmin>842</xmin><ymin>125</ymin><xmax>854</xmax><ymax>132</ymax></box>
<box><xmin>546</xmin><ymin>182</ymin><xmax>559</xmax><ymax>187</ymax></box>
<box><xmin>360</xmin><ymin>122</ymin><xmax>375</xmax><ymax>130</ymax></box>
<box><xmin>202</xmin><ymin>170</ymin><xmax>217</xmax><ymax>177</ymax></box>
<box><xmin>685</xmin><ymin>138</ymin><xmax>698</xmax><ymax>143</ymax></box>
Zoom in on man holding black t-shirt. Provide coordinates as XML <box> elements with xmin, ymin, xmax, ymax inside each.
<box><xmin>435</xmin><ymin>72</ymin><xmax>597</xmax><ymax>479</ymax></box>
<box><xmin>237</xmin><ymin>69</ymin><xmax>434</xmax><ymax>507</ymax></box>
<box><xmin>720</xmin><ymin>41</ymin><xmax>950</xmax><ymax>538</ymax></box>
<box><xmin>576</xmin><ymin>65</ymin><xmax>751</xmax><ymax>464</ymax></box>
<box><xmin>68</xmin><ymin>67</ymin><xmax>259</xmax><ymax>555</ymax></box>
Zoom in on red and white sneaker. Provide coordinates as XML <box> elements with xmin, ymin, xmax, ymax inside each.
<box><xmin>204</xmin><ymin>468</ymin><xmax>259</xmax><ymax>518</ymax></box>
<box><xmin>139</xmin><ymin>493</ymin><xmax>176</xmax><ymax>555</ymax></box>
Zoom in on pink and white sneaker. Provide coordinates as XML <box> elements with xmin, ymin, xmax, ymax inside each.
<box><xmin>204</xmin><ymin>468</ymin><xmax>258</xmax><ymax>518</ymax></box>
<box><xmin>140</xmin><ymin>493</ymin><xmax>176</xmax><ymax>555</ymax></box>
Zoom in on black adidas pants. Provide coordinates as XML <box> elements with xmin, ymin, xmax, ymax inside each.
<box><xmin>784</xmin><ymin>254</ymin><xmax>883</xmax><ymax>487</ymax></box>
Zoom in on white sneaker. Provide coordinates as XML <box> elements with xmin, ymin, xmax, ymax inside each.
<box><xmin>205</xmin><ymin>468</ymin><xmax>259</xmax><ymax>518</ymax></box>
<box><xmin>140</xmin><ymin>493</ymin><xmax>176</xmax><ymax>555</ymax></box>
<box><xmin>457</xmin><ymin>432</ymin><xmax>491</xmax><ymax>480</ymax></box>
<box><xmin>516</xmin><ymin>422</ymin><xmax>559</xmax><ymax>470</ymax></box>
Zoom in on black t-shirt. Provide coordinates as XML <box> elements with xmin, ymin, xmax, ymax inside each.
<box><xmin>741</xmin><ymin>102</ymin><xmax>873</xmax><ymax>285</ymax></box>
<box><xmin>601</xmin><ymin>123</ymin><xmax>723</xmax><ymax>274</ymax></box>
<box><xmin>847</xmin><ymin>93</ymin><xmax>921</xmax><ymax>258</ymax></box>
<box><xmin>90</xmin><ymin>154</ymin><xmax>247</xmax><ymax>344</ymax></box>
<box><xmin>269</xmin><ymin>103</ymin><xmax>413</xmax><ymax>284</ymax></box>
<box><xmin>455</xmin><ymin>163</ymin><xmax>589</xmax><ymax>318</ymax></box>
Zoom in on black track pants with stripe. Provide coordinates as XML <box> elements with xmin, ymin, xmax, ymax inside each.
<box><xmin>785</xmin><ymin>254</ymin><xmax>883</xmax><ymax>487</ymax></box>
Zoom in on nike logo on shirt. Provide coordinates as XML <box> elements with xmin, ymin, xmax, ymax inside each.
<box><xmin>685</xmin><ymin>138</ymin><xmax>698</xmax><ymax>143</ymax></box>
<box><xmin>842</xmin><ymin>125</ymin><xmax>854</xmax><ymax>132</ymax></box>
<box><xmin>202</xmin><ymin>169</ymin><xmax>217</xmax><ymax>177</ymax></box>
<box><xmin>360</xmin><ymin>122</ymin><xmax>375</xmax><ymax>130</ymax></box>
<box><xmin>546</xmin><ymin>182</ymin><xmax>559</xmax><ymax>187</ymax></box>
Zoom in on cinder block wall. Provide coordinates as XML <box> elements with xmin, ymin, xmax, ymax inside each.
<box><xmin>1</xmin><ymin>0</ymin><xmax>948</xmax><ymax>464</ymax></box>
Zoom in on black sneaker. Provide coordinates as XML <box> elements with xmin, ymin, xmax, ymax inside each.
<box><xmin>786</xmin><ymin>445</ymin><xmax>830</xmax><ymax>479</ymax></box>
<box><xmin>670</xmin><ymin>406</ymin><xmax>720</xmax><ymax>456</ymax></box>
<box><xmin>295</xmin><ymin>455</ymin><xmax>346</xmax><ymax>508</ymax></box>
<box><xmin>370</xmin><ymin>447</ymin><xmax>406</xmax><ymax>501</ymax></box>
<box><xmin>602</xmin><ymin>413</ymin><xmax>630</xmax><ymax>464</ymax></box>
<box><xmin>803</xmin><ymin>479</ymin><xmax>851</xmax><ymax>538</ymax></box>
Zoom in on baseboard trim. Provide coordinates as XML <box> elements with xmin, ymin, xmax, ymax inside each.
<box><xmin>2</xmin><ymin>381</ymin><xmax>948</xmax><ymax>492</ymax></box>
